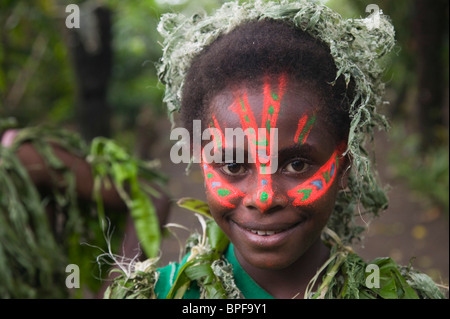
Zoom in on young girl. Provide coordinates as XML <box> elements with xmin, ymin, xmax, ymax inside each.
<box><xmin>105</xmin><ymin>0</ymin><xmax>445</xmax><ymax>299</ymax></box>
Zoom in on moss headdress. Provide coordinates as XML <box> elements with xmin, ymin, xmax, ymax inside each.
<box><xmin>156</xmin><ymin>0</ymin><xmax>396</xmax><ymax>244</ymax></box>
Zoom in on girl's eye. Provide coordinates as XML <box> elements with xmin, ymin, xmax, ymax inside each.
<box><xmin>285</xmin><ymin>159</ymin><xmax>309</xmax><ymax>173</ymax></box>
<box><xmin>221</xmin><ymin>163</ymin><xmax>246</xmax><ymax>175</ymax></box>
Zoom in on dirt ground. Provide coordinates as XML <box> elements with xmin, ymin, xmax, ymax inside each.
<box><xmin>151</xmin><ymin>118</ymin><xmax>449</xmax><ymax>289</ymax></box>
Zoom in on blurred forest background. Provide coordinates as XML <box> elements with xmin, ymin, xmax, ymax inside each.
<box><xmin>1</xmin><ymin>0</ymin><xmax>448</xmax><ymax>293</ymax></box>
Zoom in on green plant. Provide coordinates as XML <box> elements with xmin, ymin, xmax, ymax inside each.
<box><xmin>0</xmin><ymin>123</ymin><xmax>166</xmax><ymax>298</ymax></box>
<box><xmin>388</xmin><ymin>125</ymin><xmax>449</xmax><ymax>213</ymax></box>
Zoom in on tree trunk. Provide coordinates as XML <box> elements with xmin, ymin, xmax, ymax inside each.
<box><xmin>414</xmin><ymin>0</ymin><xmax>448</xmax><ymax>150</ymax></box>
<box><xmin>66</xmin><ymin>4</ymin><xmax>113</xmax><ymax>141</ymax></box>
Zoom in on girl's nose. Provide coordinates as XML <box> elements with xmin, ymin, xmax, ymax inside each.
<box><xmin>243</xmin><ymin>179</ymin><xmax>288</xmax><ymax>213</ymax></box>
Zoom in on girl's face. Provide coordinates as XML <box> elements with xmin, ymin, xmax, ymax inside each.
<box><xmin>201</xmin><ymin>75</ymin><xmax>348</xmax><ymax>270</ymax></box>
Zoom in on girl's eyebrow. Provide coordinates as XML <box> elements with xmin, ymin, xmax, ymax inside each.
<box><xmin>219</xmin><ymin>143</ymin><xmax>318</xmax><ymax>162</ymax></box>
<box><xmin>220</xmin><ymin>146</ymin><xmax>248</xmax><ymax>163</ymax></box>
<box><xmin>276</xmin><ymin>143</ymin><xmax>316</xmax><ymax>158</ymax></box>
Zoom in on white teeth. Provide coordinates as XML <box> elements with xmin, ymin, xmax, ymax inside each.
<box><xmin>249</xmin><ymin>229</ymin><xmax>277</xmax><ymax>236</ymax></box>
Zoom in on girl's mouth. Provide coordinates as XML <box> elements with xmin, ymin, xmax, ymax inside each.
<box><xmin>246</xmin><ymin>227</ymin><xmax>293</xmax><ymax>236</ymax></box>
<box><xmin>230</xmin><ymin>219</ymin><xmax>304</xmax><ymax>247</ymax></box>
<box><xmin>233</xmin><ymin>218</ymin><xmax>304</xmax><ymax>236</ymax></box>
<box><xmin>248</xmin><ymin>229</ymin><xmax>279</xmax><ymax>236</ymax></box>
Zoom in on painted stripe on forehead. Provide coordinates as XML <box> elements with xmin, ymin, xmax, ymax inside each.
<box><xmin>227</xmin><ymin>74</ymin><xmax>287</xmax><ymax>212</ymax></box>
<box><xmin>204</xmin><ymin>74</ymin><xmax>289</xmax><ymax>212</ymax></box>
<box><xmin>261</xmin><ymin>74</ymin><xmax>287</xmax><ymax>135</ymax></box>
<box><xmin>229</xmin><ymin>87</ymin><xmax>274</xmax><ymax>212</ymax></box>
<box><xmin>294</xmin><ymin>113</ymin><xmax>316</xmax><ymax>145</ymax></box>
<box><xmin>210</xmin><ymin>114</ymin><xmax>224</xmax><ymax>151</ymax></box>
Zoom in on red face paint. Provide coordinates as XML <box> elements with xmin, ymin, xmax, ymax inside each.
<box><xmin>203</xmin><ymin>74</ymin><xmax>334</xmax><ymax>211</ymax></box>
<box><xmin>202</xmin><ymin>151</ymin><xmax>245</xmax><ymax>208</ymax></box>
<box><xmin>227</xmin><ymin>74</ymin><xmax>287</xmax><ymax>212</ymax></box>
<box><xmin>287</xmin><ymin>148</ymin><xmax>341</xmax><ymax>206</ymax></box>
<box><xmin>202</xmin><ymin>118</ymin><xmax>244</xmax><ymax>208</ymax></box>
<box><xmin>294</xmin><ymin>113</ymin><xmax>316</xmax><ymax>145</ymax></box>
<box><xmin>210</xmin><ymin>114</ymin><xmax>224</xmax><ymax>152</ymax></box>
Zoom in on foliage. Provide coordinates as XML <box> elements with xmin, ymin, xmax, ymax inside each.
<box><xmin>166</xmin><ymin>198</ymin><xmax>234</xmax><ymax>299</ymax></box>
<box><xmin>1</xmin><ymin>0</ymin><xmax>447</xmax><ymax>298</ymax></box>
<box><xmin>305</xmin><ymin>226</ymin><xmax>446</xmax><ymax>299</ymax></box>
<box><xmin>0</xmin><ymin>142</ymin><xmax>65</xmax><ymax>298</ymax></box>
<box><xmin>104</xmin><ymin>0</ymin><xmax>165</xmax><ymax>124</ymax></box>
<box><xmin>0</xmin><ymin>125</ymin><xmax>88</xmax><ymax>298</ymax></box>
<box><xmin>0</xmin><ymin>0</ymin><xmax>222</xmax><ymax>134</ymax></box>
<box><xmin>0</xmin><ymin>0</ymin><xmax>76</xmax><ymax>125</ymax></box>
<box><xmin>89</xmin><ymin>137</ymin><xmax>167</xmax><ymax>258</ymax></box>
<box><xmin>0</xmin><ymin>123</ymin><xmax>165</xmax><ymax>298</ymax></box>
<box><xmin>388</xmin><ymin>124</ymin><xmax>449</xmax><ymax>213</ymax></box>
<box><xmin>103</xmin><ymin>258</ymin><xmax>160</xmax><ymax>299</ymax></box>
<box><xmin>105</xmin><ymin>197</ymin><xmax>240</xmax><ymax>299</ymax></box>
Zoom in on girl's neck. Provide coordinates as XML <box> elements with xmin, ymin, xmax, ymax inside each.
<box><xmin>234</xmin><ymin>238</ymin><xmax>330</xmax><ymax>299</ymax></box>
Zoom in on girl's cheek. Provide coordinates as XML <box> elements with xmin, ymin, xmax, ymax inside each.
<box><xmin>287</xmin><ymin>149</ymin><xmax>342</xmax><ymax>207</ymax></box>
<box><xmin>205</xmin><ymin>187</ymin><xmax>240</xmax><ymax>226</ymax></box>
<box><xmin>202</xmin><ymin>162</ymin><xmax>245</xmax><ymax>209</ymax></box>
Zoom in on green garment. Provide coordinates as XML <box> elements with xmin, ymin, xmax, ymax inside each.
<box><xmin>155</xmin><ymin>244</ymin><xmax>273</xmax><ymax>299</ymax></box>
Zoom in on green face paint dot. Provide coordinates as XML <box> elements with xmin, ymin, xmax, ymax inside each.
<box><xmin>217</xmin><ymin>188</ymin><xmax>232</xmax><ymax>197</ymax></box>
<box><xmin>255</xmin><ymin>138</ymin><xmax>268</xmax><ymax>146</ymax></box>
<box><xmin>268</xmin><ymin>105</ymin><xmax>274</xmax><ymax>114</ymax></box>
<box><xmin>244</xmin><ymin>115</ymin><xmax>250</xmax><ymax>123</ymax></box>
<box><xmin>322</xmin><ymin>171</ymin><xmax>331</xmax><ymax>183</ymax></box>
<box><xmin>297</xmin><ymin>188</ymin><xmax>312</xmax><ymax>201</ymax></box>
<box><xmin>207</xmin><ymin>173</ymin><xmax>214</xmax><ymax>179</ymax></box>
<box><xmin>271</xmin><ymin>92</ymin><xmax>279</xmax><ymax>101</ymax></box>
<box><xmin>260</xmin><ymin>191</ymin><xmax>269</xmax><ymax>202</ymax></box>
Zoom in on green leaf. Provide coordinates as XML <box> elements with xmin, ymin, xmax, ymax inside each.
<box><xmin>370</xmin><ymin>257</ymin><xmax>419</xmax><ymax>299</ymax></box>
<box><xmin>89</xmin><ymin>137</ymin><xmax>163</xmax><ymax>258</ymax></box>
<box><xmin>166</xmin><ymin>262</ymin><xmax>194</xmax><ymax>299</ymax></box>
<box><xmin>177</xmin><ymin>197</ymin><xmax>212</xmax><ymax>218</ymax></box>
<box><xmin>184</xmin><ymin>263</ymin><xmax>214</xmax><ymax>281</ymax></box>
<box><xmin>404</xmin><ymin>271</ymin><xmax>445</xmax><ymax>299</ymax></box>
<box><xmin>206</xmin><ymin>219</ymin><xmax>229</xmax><ymax>254</ymax></box>
<box><xmin>131</xmin><ymin>194</ymin><xmax>160</xmax><ymax>258</ymax></box>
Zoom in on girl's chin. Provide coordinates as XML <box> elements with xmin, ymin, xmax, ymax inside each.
<box><xmin>229</xmin><ymin>225</ymin><xmax>314</xmax><ymax>270</ymax></box>
<box><xmin>234</xmin><ymin>243</ymin><xmax>305</xmax><ymax>270</ymax></box>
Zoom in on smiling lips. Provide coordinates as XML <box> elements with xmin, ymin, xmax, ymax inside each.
<box><xmin>231</xmin><ymin>219</ymin><xmax>304</xmax><ymax>248</ymax></box>
<box><xmin>233</xmin><ymin>219</ymin><xmax>303</xmax><ymax>237</ymax></box>
<box><xmin>249</xmin><ymin>229</ymin><xmax>280</xmax><ymax>236</ymax></box>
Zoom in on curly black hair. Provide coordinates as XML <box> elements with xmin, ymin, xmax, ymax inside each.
<box><xmin>180</xmin><ymin>18</ymin><xmax>352</xmax><ymax>143</ymax></box>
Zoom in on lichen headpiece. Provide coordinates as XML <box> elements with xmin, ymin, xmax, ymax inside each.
<box><xmin>156</xmin><ymin>0</ymin><xmax>396</xmax><ymax>244</ymax></box>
